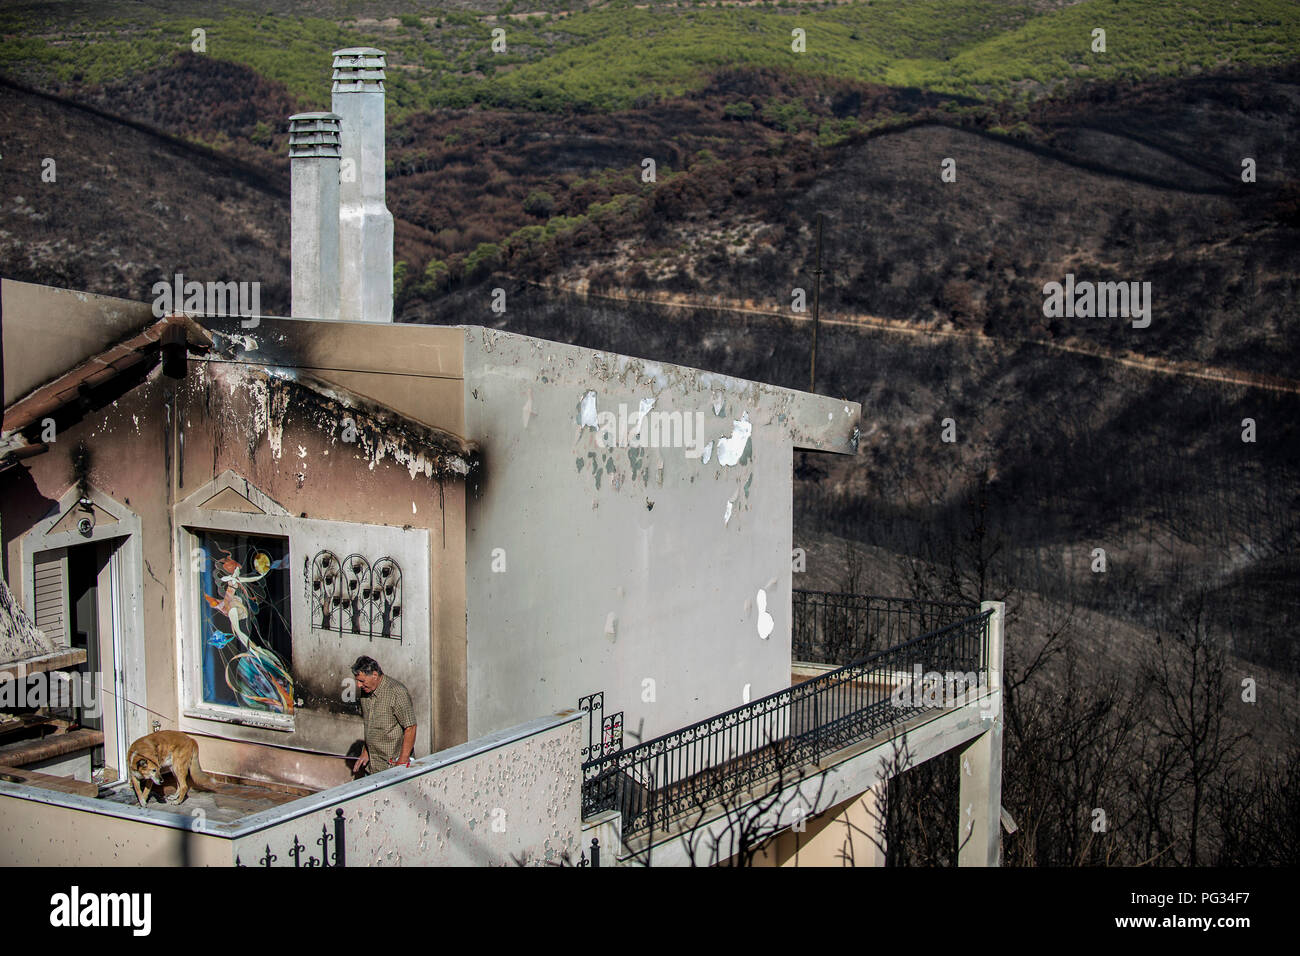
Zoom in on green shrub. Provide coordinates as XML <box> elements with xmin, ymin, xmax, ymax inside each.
<box><xmin>817</xmin><ymin>117</ymin><xmax>861</xmax><ymax>147</ymax></box>
<box><xmin>422</xmin><ymin>259</ymin><xmax>449</xmax><ymax>291</ymax></box>
<box><xmin>523</xmin><ymin>189</ymin><xmax>556</xmax><ymax>217</ymax></box>
<box><xmin>465</xmin><ymin>243</ymin><xmax>502</xmax><ymax>280</ymax></box>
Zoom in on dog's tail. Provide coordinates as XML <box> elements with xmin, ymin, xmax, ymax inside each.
<box><xmin>188</xmin><ymin>754</ymin><xmax>243</xmax><ymax>794</ymax></box>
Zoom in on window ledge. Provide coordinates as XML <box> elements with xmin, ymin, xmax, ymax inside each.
<box><xmin>183</xmin><ymin>707</ymin><xmax>295</xmax><ymax>732</ymax></box>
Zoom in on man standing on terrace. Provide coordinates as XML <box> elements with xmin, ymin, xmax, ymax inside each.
<box><xmin>351</xmin><ymin>656</ymin><xmax>417</xmax><ymax>776</ymax></box>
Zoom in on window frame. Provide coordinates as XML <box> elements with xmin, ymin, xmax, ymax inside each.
<box><xmin>175</xmin><ymin>476</ymin><xmax>299</xmax><ymax>732</ymax></box>
<box><xmin>173</xmin><ymin>471</ymin><xmax>432</xmax><ymax>748</ymax></box>
<box><xmin>189</xmin><ymin>527</ymin><xmax>296</xmax><ymax>724</ymax></box>
<box><xmin>178</xmin><ymin>521</ymin><xmax>298</xmax><ymax>731</ymax></box>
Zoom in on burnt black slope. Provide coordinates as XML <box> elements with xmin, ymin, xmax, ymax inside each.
<box><xmin>0</xmin><ymin>76</ymin><xmax>290</xmax><ymax>307</ymax></box>
<box><xmin>0</xmin><ymin>74</ymin><xmax>439</xmax><ymax>310</ymax></box>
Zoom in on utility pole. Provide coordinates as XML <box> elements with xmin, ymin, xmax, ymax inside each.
<box><xmin>810</xmin><ymin>212</ymin><xmax>824</xmax><ymax>394</ymax></box>
<box><xmin>797</xmin><ymin>213</ymin><xmax>828</xmax><ymax>483</ymax></box>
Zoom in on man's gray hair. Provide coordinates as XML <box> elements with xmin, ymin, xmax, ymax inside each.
<box><xmin>351</xmin><ymin>656</ymin><xmax>382</xmax><ymax>676</ymax></box>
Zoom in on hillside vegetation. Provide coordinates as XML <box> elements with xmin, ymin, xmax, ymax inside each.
<box><xmin>4</xmin><ymin>0</ymin><xmax>1299</xmax><ymax>114</ymax></box>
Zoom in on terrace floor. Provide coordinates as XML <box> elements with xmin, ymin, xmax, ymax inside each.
<box><xmin>97</xmin><ymin>774</ymin><xmax>315</xmax><ymax>824</ymax></box>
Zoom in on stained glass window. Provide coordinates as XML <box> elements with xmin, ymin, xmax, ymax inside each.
<box><xmin>194</xmin><ymin>531</ymin><xmax>294</xmax><ymax>714</ymax></box>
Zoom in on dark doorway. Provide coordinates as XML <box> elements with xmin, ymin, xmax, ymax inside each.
<box><xmin>67</xmin><ymin>540</ymin><xmax>113</xmax><ymax>770</ymax></box>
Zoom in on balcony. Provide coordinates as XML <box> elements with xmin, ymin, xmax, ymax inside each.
<box><xmin>581</xmin><ymin>591</ymin><xmax>1005</xmax><ymax>866</ymax></box>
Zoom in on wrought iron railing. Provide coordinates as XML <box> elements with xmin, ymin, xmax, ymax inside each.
<box><xmin>236</xmin><ymin>808</ymin><xmax>346</xmax><ymax>867</ymax></box>
<box><xmin>578</xmin><ymin>691</ymin><xmax>623</xmax><ymax>761</ymax></box>
<box><xmin>582</xmin><ymin>610</ymin><xmax>993</xmax><ymax>838</ymax></box>
<box><xmin>792</xmin><ymin>590</ymin><xmax>972</xmax><ymax>665</ymax></box>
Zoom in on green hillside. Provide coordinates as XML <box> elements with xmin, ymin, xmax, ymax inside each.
<box><xmin>3</xmin><ymin>0</ymin><xmax>1298</xmax><ymax>116</ymax></box>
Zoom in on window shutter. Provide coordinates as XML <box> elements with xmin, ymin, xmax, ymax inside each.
<box><xmin>33</xmin><ymin>548</ymin><xmax>69</xmax><ymax>648</ymax></box>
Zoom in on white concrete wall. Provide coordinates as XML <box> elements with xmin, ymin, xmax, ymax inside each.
<box><xmin>229</xmin><ymin>711</ymin><xmax>582</xmax><ymax>866</ymax></box>
<box><xmin>462</xmin><ymin>328</ymin><xmax>860</xmax><ymax>746</ymax></box>
<box><xmin>0</xmin><ymin>791</ymin><xmax>234</xmax><ymax>866</ymax></box>
<box><xmin>0</xmin><ymin>712</ymin><xmax>581</xmax><ymax>866</ymax></box>
<box><xmin>1</xmin><ymin>279</ymin><xmax>155</xmax><ymax>407</ymax></box>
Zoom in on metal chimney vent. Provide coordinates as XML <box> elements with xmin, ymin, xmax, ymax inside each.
<box><xmin>289</xmin><ymin>111</ymin><xmax>342</xmax><ymax>158</ymax></box>
<box><xmin>332</xmin><ymin>47</ymin><xmax>387</xmax><ymax>93</ymax></box>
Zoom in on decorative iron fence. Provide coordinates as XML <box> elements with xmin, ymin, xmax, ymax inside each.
<box><xmin>792</xmin><ymin>590</ymin><xmax>972</xmax><ymax>665</ymax></box>
<box><xmin>578</xmin><ymin>691</ymin><xmax>623</xmax><ymax>761</ymax></box>
<box><xmin>236</xmin><ymin>808</ymin><xmax>346</xmax><ymax>867</ymax></box>
<box><xmin>582</xmin><ymin>610</ymin><xmax>993</xmax><ymax>838</ymax></box>
<box><xmin>310</xmin><ymin>550</ymin><xmax>403</xmax><ymax>642</ymax></box>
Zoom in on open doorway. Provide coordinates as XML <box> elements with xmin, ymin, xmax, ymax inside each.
<box><xmin>68</xmin><ymin>541</ymin><xmax>108</xmax><ymax>773</ymax></box>
<box><xmin>31</xmin><ymin>537</ymin><xmax>129</xmax><ymax>783</ymax></box>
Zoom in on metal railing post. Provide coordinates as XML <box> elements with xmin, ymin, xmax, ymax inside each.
<box><xmin>813</xmin><ymin>695</ymin><xmax>820</xmax><ymax>763</ymax></box>
<box><xmin>334</xmin><ymin>807</ymin><xmax>346</xmax><ymax>867</ymax></box>
<box><xmin>979</xmin><ymin>601</ymin><xmax>1004</xmax><ymax>713</ymax></box>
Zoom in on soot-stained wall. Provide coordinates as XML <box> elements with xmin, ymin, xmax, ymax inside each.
<box><xmin>173</xmin><ymin>359</ymin><xmax>460</xmax><ymax>764</ymax></box>
<box><xmin>3</xmin><ymin>339</ymin><xmax>469</xmax><ymax>786</ymax></box>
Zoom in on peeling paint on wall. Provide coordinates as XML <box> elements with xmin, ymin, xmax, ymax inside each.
<box><xmin>463</xmin><ymin>326</ymin><xmax>861</xmax><ymax>747</ymax></box>
<box><xmin>716</xmin><ymin>412</ymin><xmax>752</xmax><ymax>467</ymax></box>
<box><xmin>522</xmin><ymin>390</ymin><xmax>536</xmax><ymax>429</ymax></box>
<box><xmin>577</xmin><ymin>390</ymin><xmax>598</xmax><ymax>429</ymax></box>
<box><xmin>630</xmin><ymin>396</ymin><xmax>655</xmax><ymax>440</ymax></box>
<box><xmin>756</xmin><ymin>589</ymin><xmax>774</xmax><ymax>640</ymax></box>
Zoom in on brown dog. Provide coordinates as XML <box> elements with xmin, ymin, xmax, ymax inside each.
<box><xmin>127</xmin><ymin>730</ymin><xmax>226</xmax><ymax>808</ymax></box>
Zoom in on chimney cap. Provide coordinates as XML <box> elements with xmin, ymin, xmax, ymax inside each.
<box><xmin>332</xmin><ymin>47</ymin><xmax>386</xmax><ymax>92</ymax></box>
<box><xmin>289</xmin><ymin>112</ymin><xmax>342</xmax><ymax>158</ymax></box>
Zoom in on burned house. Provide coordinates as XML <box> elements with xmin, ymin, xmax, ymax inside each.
<box><xmin>0</xmin><ymin>49</ymin><xmax>1002</xmax><ymax>867</ymax></box>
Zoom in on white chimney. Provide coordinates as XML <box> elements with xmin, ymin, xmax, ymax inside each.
<box><xmin>332</xmin><ymin>47</ymin><xmax>394</xmax><ymax>323</ymax></box>
<box><xmin>289</xmin><ymin>112</ymin><xmax>341</xmax><ymax>320</ymax></box>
